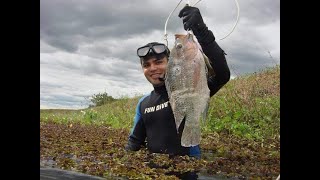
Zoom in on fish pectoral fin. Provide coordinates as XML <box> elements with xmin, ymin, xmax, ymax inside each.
<box><xmin>201</xmin><ymin>101</ymin><xmax>210</xmax><ymax>125</ymax></box>
<box><xmin>175</xmin><ymin>115</ymin><xmax>185</xmax><ymax>133</ymax></box>
<box><xmin>200</xmin><ymin>49</ymin><xmax>215</xmax><ymax>78</ymax></box>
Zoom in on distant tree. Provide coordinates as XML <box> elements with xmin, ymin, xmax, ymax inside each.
<box><xmin>89</xmin><ymin>92</ymin><xmax>115</xmax><ymax>107</ymax></box>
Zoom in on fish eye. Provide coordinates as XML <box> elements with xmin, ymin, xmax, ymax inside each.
<box><xmin>176</xmin><ymin>43</ymin><xmax>182</xmax><ymax>49</ymax></box>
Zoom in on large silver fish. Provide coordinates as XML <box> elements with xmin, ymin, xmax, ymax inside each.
<box><xmin>165</xmin><ymin>33</ymin><xmax>213</xmax><ymax>147</ymax></box>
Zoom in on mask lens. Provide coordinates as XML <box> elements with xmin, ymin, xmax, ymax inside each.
<box><xmin>152</xmin><ymin>45</ymin><xmax>166</xmax><ymax>54</ymax></box>
<box><xmin>137</xmin><ymin>46</ymin><xmax>151</xmax><ymax>57</ymax></box>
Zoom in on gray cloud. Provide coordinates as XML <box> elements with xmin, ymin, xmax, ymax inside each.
<box><xmin>40</xmin><ymin>0</ymin><xmax>280</xmax><ymax>109</ymax></box>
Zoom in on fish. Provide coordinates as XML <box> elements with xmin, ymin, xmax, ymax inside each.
<box><xmin>165</xmin><ymin>32</ymin><xmax>213</xmax><ymax>147</ymax></box>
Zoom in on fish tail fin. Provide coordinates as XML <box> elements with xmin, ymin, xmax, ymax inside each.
<box><xmin>181</xmin><ymin>114</ymin><xmax>201</xmax><ymax>147</ymax></box>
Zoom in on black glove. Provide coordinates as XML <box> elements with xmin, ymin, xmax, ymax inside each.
<box><xmin>178</xmin><ymin>5</ymin><xmax>215</xmax><ymax>45</ymax></box>
<box><xmin>178</xmin><ymin>5</ymin><xmax>205</xmax><ymax>33</ymax></box>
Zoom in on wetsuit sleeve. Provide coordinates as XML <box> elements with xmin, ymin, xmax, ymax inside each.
<box><xmin>125</xmin><ymin>99</ymin><xmax>146</xmax><ymax>151</ymax></box>
<box><xmin>195</xmin><ymin>27</ymin><xmax>231</xmax><ymax>97</ymax></box>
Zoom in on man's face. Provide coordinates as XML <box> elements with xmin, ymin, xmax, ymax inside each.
<box><xmin>141</xmin><ymin>56</ymin><xmax>168</xmax><ymax>87</ymax></box>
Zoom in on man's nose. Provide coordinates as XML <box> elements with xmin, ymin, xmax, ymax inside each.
<box><xmin>150</xmin><ymin>63</ymin><xmax>157</xmax><ymax>71</ymax></box>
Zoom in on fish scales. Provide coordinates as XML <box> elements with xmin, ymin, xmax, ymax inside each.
<box><xmin>165</xmin><ymin>33</ymin><xmax>211</xmax><ymax>147</ymax></box>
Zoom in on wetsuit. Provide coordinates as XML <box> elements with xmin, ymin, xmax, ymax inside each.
<box><xmin>125</xmin><ymin>29</ymin><xmax>230</xmax><ymax>158</ymax></box>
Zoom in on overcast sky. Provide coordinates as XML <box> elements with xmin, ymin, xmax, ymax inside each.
<box><xmin>40</xmin><ymin>0</ymin><xmax>280</xmax><ymax>109</ymax></box>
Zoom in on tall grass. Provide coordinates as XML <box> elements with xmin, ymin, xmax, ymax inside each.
<box><xmin>40</xmin><ymin>65</ymin><xmax>280</xmax><ymax>141</ymax></box>
<box><xmin>202</xmin><ymin>65</ymin><xmax>280</xmax><ymax>140</ymax></box>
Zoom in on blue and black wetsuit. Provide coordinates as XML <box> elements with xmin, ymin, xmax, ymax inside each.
<box><xmin>125</xmin><ymin>29</ymin><xmax>230</xmax><ymax>158</ymax></box>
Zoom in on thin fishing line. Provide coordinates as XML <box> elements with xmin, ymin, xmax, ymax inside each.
<box><xmin>164</xmin><ymin>0</ymin><xmax>183</xmax><ymax>46</ymax></box>
<box><xmin>191</xmin><ymin>0</ymin><xmax>202</xmax><ymax>6</ymax></box>
<box><xmin>164</xmin><ymin>0</ymin><xmax>240</xmax><ymax>46</ymax></box>
<box><xmin>219</xmin><ymin>0</ymin><xmax>240</xmax><ymax>40</ymax></box>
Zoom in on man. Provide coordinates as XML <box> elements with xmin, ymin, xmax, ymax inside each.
<box><xmin>125</xmin><ymin>5</ymin><xmax>230</xmax><ymax>158</ymax></box>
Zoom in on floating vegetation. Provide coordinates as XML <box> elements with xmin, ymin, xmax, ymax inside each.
<box><xmin>40</xmin><ymin>121</ymin><xmax>279</xmax><ymax>179</ymax></box>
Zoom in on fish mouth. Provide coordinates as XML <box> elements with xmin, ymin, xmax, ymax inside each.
<box><xmin>174</xmin><ymin>34</ymin><xmax>186</xmax><ymax>38</ymax></box>
<box><xmin>174</xmin><ymin>33</ymin><xmax>193</xmax><ymax>39</ymax></box>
